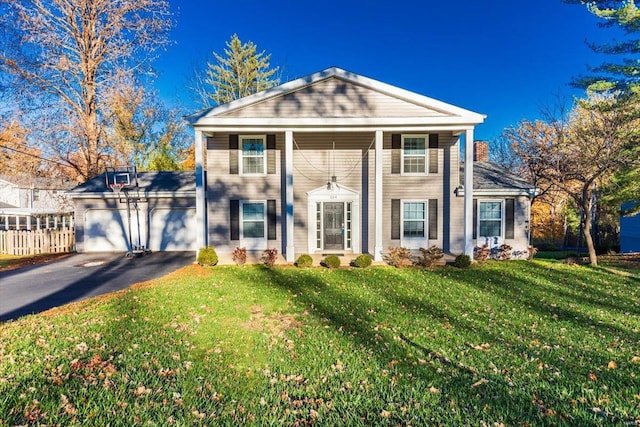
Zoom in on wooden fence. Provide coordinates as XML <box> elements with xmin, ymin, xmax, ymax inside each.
<box><xmin>0</xmin><ymin>229</ymin><xmax>75</xmax><ymax>255</ymax></box>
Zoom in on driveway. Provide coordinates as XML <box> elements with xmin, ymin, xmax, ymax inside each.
<box><xmin>0</xmin><ymin>252</ymin><xmax>195</xmax><ymax>322</ymax></box>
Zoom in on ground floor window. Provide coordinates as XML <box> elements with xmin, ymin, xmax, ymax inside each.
<box><xmin>402</xmin><ymin>201</ymin><xmax>426</xmax><ymax>238</ymax></box>
<box><xmin>478</xmin><ymin>201</ymin><xmax>503</xmax><ymax>238</ymax></box>
<box><xmin>241</xmin><ymin>201</ymin><xmax>266</xmax><ymax>239</ymax></box>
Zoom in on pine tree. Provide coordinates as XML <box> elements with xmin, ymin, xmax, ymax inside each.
<box><xmin>204</xmin><ymin>34</ymin><xmax>279</xmax><ymax>106</ymax></box>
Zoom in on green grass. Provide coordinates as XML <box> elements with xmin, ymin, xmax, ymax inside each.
<box><xmin>1</xmin><ymin>260</ymin><xmax>639</xmax><ymax>425</ymax></box>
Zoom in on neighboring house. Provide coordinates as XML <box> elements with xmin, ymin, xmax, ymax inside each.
<box><xmin>68</xmin><ymin>171</ymin><xmax>196</xmax><ymax>252</ymax></box>
<box><xmin>0</xmin><ymin>175</ymin><xmax>75</xmax><ymax>230</ymax></box>
<box><xmin>188</xmin><ymin>67</ymin><xmax>536</xmax><ymax>261</ymax></box>
<box><xmin>620</xmin><ymin>201</ymin><xmax>640</xmax><ymax>253</ymax></box>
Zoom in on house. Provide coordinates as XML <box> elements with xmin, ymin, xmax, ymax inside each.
<box><xmin>188</xmin><ymin>67</ymin><xmax>536</xmax><ymax>261</ymax></box>
<box><xmin>0</xmin><ymin>175</ymin><xmax>75</xmax><ymax>230</ymax></box>
<box><xmin>68</xmin><ymin>171</ymin><xmax>196</xmax><ymax>252</ymax></box>
<box><xmin>620</xmin><ymin>201</ymin><xmax>640</xmax><ymax>253</ymax></box>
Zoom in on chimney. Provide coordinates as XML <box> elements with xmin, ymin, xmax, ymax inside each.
<box><xmin>473</xmin><ymin>141</ymin><xmax>489</xmax><ymax>162</ymax></box>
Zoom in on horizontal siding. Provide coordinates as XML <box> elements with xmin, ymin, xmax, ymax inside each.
<box><xmin>220</xmin><ymin>77</ymin><xmax>450</xmax><ymax>119</ymax></box>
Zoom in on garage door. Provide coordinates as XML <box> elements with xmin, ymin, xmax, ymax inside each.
<box><xmin>149</xmin><ymin>208</ymin><xmax>196</xmax><ymax>251</ymax></box>
<box><xmin>84</xmin><ymin>209</ymin><xmax>146</xmax><ymax>252</ymax></box>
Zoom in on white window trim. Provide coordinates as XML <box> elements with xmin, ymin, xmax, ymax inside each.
<box><xmin>239</xmin><ymin>200</ymin><xmax>267</xmax><ymax>250</ymax></box>
<box><xmin>401</xmin><ymin>134</ymin><xmax>429</xmax><ymax>176</ymax></box>
<box><xmin>477</xmin><ymin>199</ymin><xmax>505</xmax><ymax>246</ymax></box>
<box><xmin>239</xmin><ymin>134</ymin><xmax>267</xmax><ymax>176</ymax></box>
<box><xmin>400</xmin><ymin>199</ymin><xmax>428</xmax><ymax>249</ymax></box>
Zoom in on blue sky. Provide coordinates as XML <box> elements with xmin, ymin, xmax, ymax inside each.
<box><xmin>155</xmin><ymin>0</ymin><xmax>613</xmax><ymax>141</ymax></box>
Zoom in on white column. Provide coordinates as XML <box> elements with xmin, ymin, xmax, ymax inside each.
<box><xmin>285</xmin><ymin>130</ymin><xmax>295</xmax><ymax>262</ymax></box>
<box><xmin>374</xmin><ymin>130</ymin><xmax>384</xmax><ymax>261</ymax></box>
<box><xmin>464</xmin><ymin>128</ymin><xmax>474</xmax><ymax>257</ymax></box>
<box><xmin>195</xmin><ymin>129</ymin><xmax>207</xmax><ymax>251</ymax></box>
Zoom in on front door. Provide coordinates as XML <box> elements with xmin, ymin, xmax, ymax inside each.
<box><xmin>323</xmin><ymin>202</ymin><xmax>344</xmax><ymax>250</ymax></box>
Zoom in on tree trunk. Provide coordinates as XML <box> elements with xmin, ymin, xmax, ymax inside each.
<box><xmin>581</xmin><ymin>187</ymin><xmax>598</xmax><ymax>266</ymax></box>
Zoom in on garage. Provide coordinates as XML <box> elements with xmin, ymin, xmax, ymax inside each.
<box><xmin>69</xmin><ymin>171</ymin><xmax>196</xmax><ymax>253</ymax></box>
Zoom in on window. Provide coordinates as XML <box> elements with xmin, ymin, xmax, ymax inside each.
<box><xmin>479</xmin><ymin>201</ymin><xmax>503</xmax><ymax>237</ymax></box>
<box><xmin>402</xmin><ymin>135</ymin><xmax>427</xmax><ymax>174</ymax></box>
<box><xmin>240</xmin><ymin>135</ymin><xmax>266</xmax><ymax>174</ymax></box>
<box><xmin>402</xmin><ymin>201</ymin><xmax>426</xmax><ymax>238</ymax></box>
<box><xmin>33</xmin><ymin>189</ymin><xmax>40</xmax><ymax>201</ymax></box>
<box><xmin>241</xmin><ymin>201</ymin><xmax>266</xmax><ymax>238</ymax></box>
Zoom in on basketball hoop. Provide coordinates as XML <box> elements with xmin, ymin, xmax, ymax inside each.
<box><xmin>109</xmin><ymin>183</ymin><xmax>125</xmax><ymax>194</ymax></box>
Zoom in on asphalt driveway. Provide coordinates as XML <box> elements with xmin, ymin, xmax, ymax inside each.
<box><xmin>0</xmin><ymin>252</ymin><xmax>195</xmax><ymax>322</ymax></box>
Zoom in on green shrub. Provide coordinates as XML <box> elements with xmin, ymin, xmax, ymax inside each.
<box><xmin>296</xmin><ymin>254</ymin><xmax>313</xmax><ymax>268</ymax></box>
<box><xmin>454</xmin><ymin>254</ymin><xmax>471</xmax><ymax>269</ymax></box>
<box><xmin>416</xmin><ymin>246</ymin><xmax>444</xmax><ymax>269</ymax></box>
<box><xmin>352</xmin><ymin>254</ymin><xmax>372</xmax><ymax>268</ymax></box>
<box><xmin>322</xmin><ymin>255</ymin><xmax>341</xmax><ymax>269</ymax></box>
<box><xmin>261</xmin><ymin>248</ymin><xmax>278</xmax><ymax>268</ymax></box>
<box><xmin>197</xmin><ymin>247</ymin><xmax>218</xmax><ymax>267</ymax></box>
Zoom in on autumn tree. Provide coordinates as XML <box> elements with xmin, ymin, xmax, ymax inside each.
<box><xmin>194</xmin><ymin>34</ymin><xmax>280</xmax><ymax>107</ymax></box>
<box><xmin>0</xmin><ymin>0</ymin><xmax>172</xmax><ymax>180</ymax></box>
<box><xmin>104</xmin><ymin>76</ymin><xmax>189</xmax><ymax>172</ymax></box>
<box><xmin>0</xmin><ymin>119</ymin><xmax>44</xmax><ymax>177</ymax></box>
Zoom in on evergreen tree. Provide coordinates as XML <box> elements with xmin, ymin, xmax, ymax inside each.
<box><xmin>203</xmin><ymin>34</ymin><xmax>279</xmax><ymax>106</ymax></box>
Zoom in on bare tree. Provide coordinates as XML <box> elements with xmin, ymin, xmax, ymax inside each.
<box><xmin>0</xmin><ymin>0</ymin><xmax>172</xmax><ymax>180</ymax></box>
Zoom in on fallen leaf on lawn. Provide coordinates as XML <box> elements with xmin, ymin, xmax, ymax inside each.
<box><xmin>380</xmin><ymin>410</ymin><xmax>391</xmax><ymax>418</ymax></box>
<box><xmin>588</xmin><ymin>373</ymin><xmax>597</xmax><ymax>382</ymax></box>
<box><xmin>471</xmin><ymin>378</ymin><xmax>488</xmax><ymax>388</ymax></box>
<box><xmin>607</xmin><ymin>360</ymin><xmax>617</xmax><ymax>369</ymax></box>
<box><xmin>429</xmin><ymin>386</ymin><xmax>440</xmax><ymax>394</ymax></box>
<box><xmin>631</xmin><ymin>356</ymin><xmax>640</xmax><ymax>363</ymax></box>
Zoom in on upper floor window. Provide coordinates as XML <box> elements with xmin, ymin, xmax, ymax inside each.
<box><xmin>240</xmin><ymin>135</ymin><xmax>266</xmax><ymax>175</ymax></box>
<box><xmin>33</xmin><ymin>189</ymin><xmax>40</xmax><ymax>201</ymax></box>
<box><xmin>402</xmin><ymin>135</ymin><xmax>427</xmax><ymax>174</ymax></box>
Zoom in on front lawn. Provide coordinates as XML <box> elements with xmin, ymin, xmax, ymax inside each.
<box><xmin>1</xmin><ymin>260</ymin><xmax>639</xmax><ymax>425</ymax></box>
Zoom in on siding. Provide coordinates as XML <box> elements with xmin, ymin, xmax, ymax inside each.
<box><xmin>220</xmin><ymin>77</ymin><xmax>451</xmax><ymax>119</ymax></box>
<box><xmin>206</xmin><ymin>134</ymin><xmax>283</xmax><ymax>253</ymax></box>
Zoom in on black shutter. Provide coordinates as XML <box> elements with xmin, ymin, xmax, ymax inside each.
<box><xmin>267</xmin><ymin>199</ymin><xmax>276</xmax><ymax>240</ymax></box>
<box><xmin>429</xmin><ymin>199</ymin><xmax>438</xmax><ymax>240</ymax></box>
<box><xmin>391</xmin><ymin>134</ymin><xmax>401</xmax><ymax>174</ymax></box>
<box><xmin>391</xmin><ymin>199</ymin><xmax>401</xmax><ymax>239</ymax></box>
<box><xmin>230</xmin><ymin>199</ymin><xmax>240</xmax><ymax>241</ymax></box>
<box><xmin>429</xmin><ymin>134</ymin><xmax>438</xmax><ymax>174</ymax></box>
<box><xmin>473</xmin><ymin>199</ymin><xmax>478</xmax><ymax>240</ymax></box>
<box><xmin>505</xmin><ymin>198</ymin><xmax>515</xmax><ymax>239</ymax></box>
<box><xmin>229</xmin><ymin>135</ymin><xmax>239</xmax><ymax>174</ymax></box>
<box><xmin>267</xmin><ymin>134</ymin><xmax>276</xmax><ymax>174</ymax></box>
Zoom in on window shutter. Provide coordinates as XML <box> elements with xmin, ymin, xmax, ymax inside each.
<box><xmin>429</xmin><ymin>134</ymin><xmax>438</xmax><ymax>174</ymax></box>
<box><xmin>267</xmin><ymin>134</ymin><xmax>276</xmax><ymax>175</ymax></box>
<box><xmin>229</xmin><ymin>135</ymin><xmax>239</xmax><ymax>174</ymax></box>
<box><xmin>391</xmin><ymin>134</ymin><xmax>401</xmax><ymax>174</ymax></box>
<box><xmin>267</xmin><ymin>199</ymin><xmax>277</xmax><ymax>240</ymax></box>
<box><xmin>391</xmin><ymin>199</ymin><xmax>400</xmax><ymax>239</ymax></box>
<box><xmin>429</xmin><ymin>199</ymin><xmax>438</xmax><ymax>239</ymax></box>
<box><xmin>505</xmin><ymin>198</ymin><xmax>515</xmax><ymax>239</ymax></box>
<box><xmin>230</xmin><ymin>200</ymin><xmax>240</xmax><ymax>241</ymax></box>
<box><xmin>473</xmin><ymin>199</ymin><xmax>477</xmax><ymax>240</ymax></box>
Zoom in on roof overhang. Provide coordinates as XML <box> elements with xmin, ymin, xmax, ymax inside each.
<box><xmin>67</xmin><ymin>191</ymin><xmax>196</xmax><ymax>200</ymax></box>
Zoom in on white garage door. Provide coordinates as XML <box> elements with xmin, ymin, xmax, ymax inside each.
<box><xmin>149</xmin><ymin>208</ymin><xmax>196</xmax><ymax>251</ymax></box>
<box><xmin>84</xmin><ymin>209</ymin><xmax>146</xmax><ymax>252</ymax></box>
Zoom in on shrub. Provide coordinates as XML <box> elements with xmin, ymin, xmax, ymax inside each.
<box><xmin>454</xmin><ymin>254</ymin><xmax>471</xmax><ymax>269</ymax></box>
<box><xmin>496</xmin><ymin>244</ymin><xmax>513</xmax><ymax>261</ymax></box>
<box><xmin>415</xmin><ymin>246</ymin><xmax>444</xmax><ymax>269</ymax></box>
<box><xmin>261</xmin><ymin>248</ymin><xmax>278</xmax><ymax>268</ymax></box>
<box><xmin>296</xmin><ymin>254</ymin><xmax>313</xmax><ymax>268</ymax></box>
<box><xmin>232</xmin><ymin>247</ymin><xmax>247</xmax><ymax>267</ymax></box>
<box><xmin>474</xmin><ymin>244</ymin><xmax>491</xmax><ymax>262</ymax></box>
<box><xmin>385</xmin><ymin>246</ymin><xmax>414</xmax><ymax>268</ymax></box>
<box><xmin>197</xmin><ymin>247</ymin><xmax>218</xmax><ymax>267</ymax></box>
<box><xmin>527</xmin><ymin>246</ymin><xmax>538</xmax><ymax>260</ymax></box>
<box><xmin>322</xmin><ymin>255</ymin><xmax>341</xmax><ymax>269</ymax></box>
<box><xmin>352</xmin><ymin>254</ymin><xmax>372</xmax><ymax>268</ymax></box>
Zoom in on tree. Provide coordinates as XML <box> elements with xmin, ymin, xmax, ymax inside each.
<box><xmin>0</xmin><ymin>119</ymin><xmax>44</xmax><ymax>176</ymax></box>
<box><xmin>104</xmin><ymin>76</ymin><xmax>189</xmax><ymax>171</ymax></box>
<box><xmin>514</xmin><ymin>92</ymin><xmax>640</xmax><ymax>265</ymax></box>
<box><xmin>0</xmin><ymin>0</ymin><xmax>172</xmax><ymax>180</ymax></box>
<box><xmin>567</xmin><ymin>0</ymin><xmax>640</xmax><ymax>92</ymax></box>
<box><xmin>196</xmin><ymin>34</ymin><xmax>280</xmax><ymax>107</ymax></box>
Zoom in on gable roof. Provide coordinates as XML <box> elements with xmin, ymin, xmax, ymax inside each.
<box><xmin>189</xmin><ymin>67</ymin><xmax>486</xmax><ymax>129</ymax></box>
<box><xmin>463</xmin><ymin>162</ymin><xmax>537</xmax><ymax>196</ymax></box>
<box><xmin>68</xmin><ymin>171</ymin><xmax>195</xmax><ymax>198</ymax></box>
